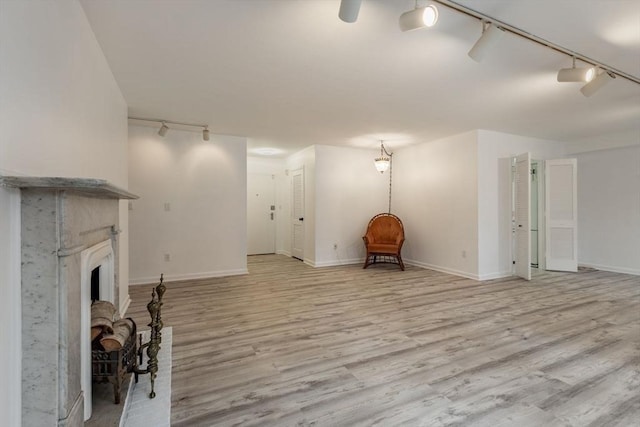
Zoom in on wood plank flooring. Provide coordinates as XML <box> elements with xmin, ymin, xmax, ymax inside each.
<box><xmin>127</xmin><ymin>255</ymin><xmax>640</xmax><ymax>426</ymax></box>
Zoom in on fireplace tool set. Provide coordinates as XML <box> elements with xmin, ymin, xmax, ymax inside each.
<box><xmin>133</xmin><ymin>273</ymin><xmax>166</xmax><ymax>398</ymax></box>
<box><xmin>92</xmin><ymin>274</ymin><xmax>166</xmax><ymax>403</ymax></box>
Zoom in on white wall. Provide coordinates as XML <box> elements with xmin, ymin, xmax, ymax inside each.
<box><xmin>565</xmin><ymin>129</ymin><xmax>640</xmax><ymax>154</ymax></box>
<box><xmin>314</xmin><ymin>145</ymin><xmax>389</xmax><ymax>266</ymax></box>
<box><xmin>477</xmin><ymin>130</ymin><xmax>566</xmax><ymax>279</ymax></box>
<box><xmin>574</xmin><ymin>145</ymin><xmax>640</xmax><ymax>275</ymax></box>
<box><xmin>128</xmin><ymin>125</ymin><xmax>247</xmax><ymax>283</ymax></box>
<box><xmin>393</xmin><ymin>131</ymin><xmax>480</xmax><ymax>278</ymax></box>
<box><xmin>0</xmin><ymin>1</ymin><xmax>128</xmax><ymax>425</ymax></box>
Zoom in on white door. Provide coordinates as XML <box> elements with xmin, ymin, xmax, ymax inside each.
<box><xmin>545</xmin><ymin>158</ymin><xmax>578</xmax><ymax>272</ymax></box>
<box><xmin>291</xmin><ymin>168</ymin><xmax>304</xmax><ymax>261</ymax></box>
<box><xmin>247</xmin><ymin>173</ymin><xmax>276</xmax><ymax>255</ymax></box>
<box><xmin>514</xmin><ymin>153</ymin><xmax>531</xmax><ymax>280</ymax></box>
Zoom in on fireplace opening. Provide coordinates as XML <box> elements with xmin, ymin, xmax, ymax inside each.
<box><xmin>91</xmin><ymin>266</ymin><xmax>101</xmax><ymax>301</ymax></box>
<box><xmin>81</xmin><ymin>240</ymin><xmax>116</xmax><ymax>421</ymax></box>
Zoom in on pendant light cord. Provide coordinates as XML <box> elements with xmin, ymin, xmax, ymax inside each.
<box><xmin>388</xmin><ymin>154</ymin><xmax>393</xmax><ymax>213</ymax></box>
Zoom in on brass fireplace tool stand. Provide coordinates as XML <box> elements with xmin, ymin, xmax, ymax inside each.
<box><xmin>133</xmin><ymin>274</ymin><xmax>166</xmax><ymax>398</ymax></box>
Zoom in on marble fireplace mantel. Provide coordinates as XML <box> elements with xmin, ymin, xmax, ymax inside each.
<box><xmin>1</xmin><ymin>176</ymin><xmax>137</xmax><ymax>427</ymax></box>
<box><xmin>0</xmin><ymin>176</ymin><xmax>138</xmax><ymax>199</ymax></box>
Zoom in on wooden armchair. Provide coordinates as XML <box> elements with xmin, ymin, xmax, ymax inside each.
<box><xmin>362</xmin><ymin>213</ymin><xmax>405</xmax><ymax>270</ymax></box>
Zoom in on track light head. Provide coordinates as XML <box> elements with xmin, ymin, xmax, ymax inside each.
<box><xmin>158</xmin><ymin>122</ymin><xmax>169</xmax><ymax>137</ymax></box>
<box><xmin>203</xmin><ymin>127</ymin><xmax>210</xmax><ymax>141</ymax></box>
<box><xmin>557</xmin><ymin>57</ymin><xmax>595</xmax><ymax>82</ymax></box>
<box><xmin>399</xmin><ymin>4</ymin><xmax>438</xmax><ymax>32</ymax></box>
<box><xmin>339</xmin><ymin>0</ymin><xmax>362</xmax><ymax>23</ymax></box>
<box><xmin>557</xmin><ymin>67</ymin><xmax>595</xmax><ymax>83</ymax></box>
<box><xmin>468</xmin><ymin>23</ymin><xmax>505</xmax><ymax>62</ymax></box>
<box><xmin>580</xmin><ymin>70</ymin><xmax>615</xmax><ymax>97</ymax></box>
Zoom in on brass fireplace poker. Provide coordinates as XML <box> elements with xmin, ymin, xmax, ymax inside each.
<box><xmin>134</xmin><ymin>274</ymin><xmax>166</xmax><ymax>398</ymax></box>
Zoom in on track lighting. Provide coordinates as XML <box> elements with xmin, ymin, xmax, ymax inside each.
<box><xmin>468</xmin><ymin>23</ymin><xmax>504</xmax><ymax>62</ymax></box>
<box><xmin>335</xmin><ymin>0</ymin><xmax>635</xmax><ymax>92</ymax></box>
<box><xmin>338</xmin><ymin>0</ymin><xmax>362</xmax><ymax>23</ymax></box>
<box><xmin>158</xmin><ymin>122</ymin><xmax>169</xmax><ymax>137</ymax></box>
<box><xmin>129</xmin><ymin>117</ymin><xmax>211</xmax><ymax>140</ymax></box>
<box><xmin>580</xmin><ymin>69</ymin><xmax>615</xmax><ymax>97</ymax></box>
<box><xmin>557</xmin><ymin>57</ymin><xmax>595</xmax><ymax>82</ymax></box>
<box><xmin>399</xmin><ymin>3</ymin><xmax>438</xmax><ymax>32</ymax></box>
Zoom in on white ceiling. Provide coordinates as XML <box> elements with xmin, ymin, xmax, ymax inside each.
<box><xmin>80</xmin><ymin>0</ymin><xmax>640</xmax><ymax>156</ymax></box>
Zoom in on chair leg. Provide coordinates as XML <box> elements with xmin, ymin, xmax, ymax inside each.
<box><xmin>397</xmin><ymin>255</ymin><xmax>405</xmax><ymax>271</ymax></box>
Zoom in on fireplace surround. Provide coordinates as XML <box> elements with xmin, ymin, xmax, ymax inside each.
<box><xmin>0</xmin><ymin>177</ymin><xmax>137</xmax><ymax>427</ymax></box>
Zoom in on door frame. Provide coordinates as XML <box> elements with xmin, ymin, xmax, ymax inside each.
<box><xmin>291</xmin><ymin>168</ymin><xmax>304</xmax><ymax>261</ymax></box>
<box><xmin>513</xmin><ymin>152</ymin><xmax>531</xmax><ymax>280</ymax></box>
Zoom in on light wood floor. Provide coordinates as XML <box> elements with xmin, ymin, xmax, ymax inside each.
<box><xmin>127</xmin><ymin>255</ymin><xmax>640</xmax><ymax>426</ymax></box>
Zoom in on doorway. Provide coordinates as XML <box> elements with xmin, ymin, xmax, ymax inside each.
<box><xmin>247</xmin><ymin>173</ymin><xmax>276</xmax><ymax>255</ymax></box>
<box><xmin>513</xmin><ymin>154</ymin><xmax>578</xmax><ymax>279</ymax></box>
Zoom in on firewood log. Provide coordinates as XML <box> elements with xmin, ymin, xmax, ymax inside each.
<box><xmin>91</xmin><ymin>326</ymin><xmax>104</xmax><ymax>341</ymax></box>
<box><xmin>99</xmin><ymin>318</ymin><xmax>134</xmax><ymax>351</ymax></box>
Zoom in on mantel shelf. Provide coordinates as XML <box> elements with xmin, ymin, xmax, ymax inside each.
<box><xmin>0</xmin><ymin>176</ymin><xmax>138</xmax><ymax>200</ymax></box>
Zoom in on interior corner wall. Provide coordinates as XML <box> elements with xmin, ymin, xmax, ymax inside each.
<box><xmin>285</xmin><ymin>146</ymin><xmax>316</xmax><ymax>265</ymax></box>
<box><xmin>393</xmin><ymin>131</ymin><xmax>480</xmax><ymax>279</ymax></box>
<box><xmin>0</xmin><ymin>2</ymin><xmax>129</xmax><ymax>425</ymax></box>
<box><xmin>574</xmin><ymin>145</ymin><xmax>640</xmax><ymax>275</ymax></box>
<box><xmin>476</xmin><ymin>130</ymin><xmax>566</xmax><ymax>279</ymax></box>
<box><xmin>313</xmin><ymin>145</ymin><xmax>389</xmax><ymax>266</ymax></box>
<box><xmin>128</xmin><ymin>125</ymin><xmax>247</xmax><ymax>283</ymax></box>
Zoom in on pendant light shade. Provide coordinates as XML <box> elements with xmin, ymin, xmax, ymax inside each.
<box><xmin>374</xmin><ymin>157</ymin><xmax>390</xmax><ymax>173</ymax></box>
<box><xmin>374</xmin><ymin>140</ymin><xmax>392</xmax><ymax>174</ymax></box>
<box><xmin>399</xmin><ymin>5</ymin><xmax>438</xmax><ymax>32</ymax></box>
<box><xmin>339</xmin><ymin>0</ymin><xmax>362</xmax><ymax>23</ymax></box>
<box><xmin>203</xmin><ymin>127</ymin><xmax>210</xmax><ymax>141</ymax></box>
<box><xmin>468</xmin><ymin>23</ymin><xmax>504</xmax><ymax>62</ymax></box>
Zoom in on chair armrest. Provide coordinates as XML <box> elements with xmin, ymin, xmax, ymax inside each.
<box><xmin>364</xmin><ymin>231</ymin><xmax>375</xmax><ymax>245</ymax></box>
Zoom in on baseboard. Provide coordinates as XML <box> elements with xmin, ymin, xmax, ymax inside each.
<box><xmin>313</xmin><ymin>257</ymin><xmax>363</xmax><ymax>268</ymax></box>
<box><xmin>129</xmin><ymin>268</ymin><xmax>248</xmax><ymax>285</ymax></box>
<box><xmin>579</xmin><ymin>263</ymin><xmax>640</xmax><ymax>276</ymax></box>
<box><xmin>477</xmin><ymin>271</ymin><xmax>513</xmax><ymax>280</ymax></box>
<box><xmin>276</xmin><ymin>249</ymin><xmax>291</xmax><ymax>257</ymax></box>
<box><xmin>404</xmin><ymin>259</ymin><xmax>481</xmax><ymax>280</ymax></box>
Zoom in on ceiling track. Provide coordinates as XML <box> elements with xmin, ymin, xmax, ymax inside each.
<box><xmin>128</xmin><ymin>116</ymin><xmax>208</xmax><ymax>129</ymax></box>
<box><xmin>433</xmin><ymin>0</ymin><xmax>640</xmax><ymax>86</ymax></box>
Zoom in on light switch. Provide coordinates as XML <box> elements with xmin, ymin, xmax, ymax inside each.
<box><xmin>164</xmin><ymin>202</ymin><xmax>171</xmax><ymax>211</ymax></box>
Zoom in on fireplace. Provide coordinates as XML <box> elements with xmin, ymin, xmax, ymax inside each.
<box><xmin>0</xmin><ymin>177</ymin><xmax>137</xmax><ymax>427</ymax></box>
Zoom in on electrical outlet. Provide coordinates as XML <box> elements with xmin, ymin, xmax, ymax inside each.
<box><xmin>164</xmin><ymin>253</ymin><xmax>171</xmax><ymax>262</ymax></box>
<box><xmin>164</xmin><ymin>202</ymin><xmax>171</xmax><ymax>212</ymax></box>
<box><xmin>462</xmin><ymin>250</ymin><xmax>467</xmax><ymax>258</ymax></box>
<box><xmin>333</xmin><ymin>243</ymin><xmax>338</xmax><ymax>250</ymax></box>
